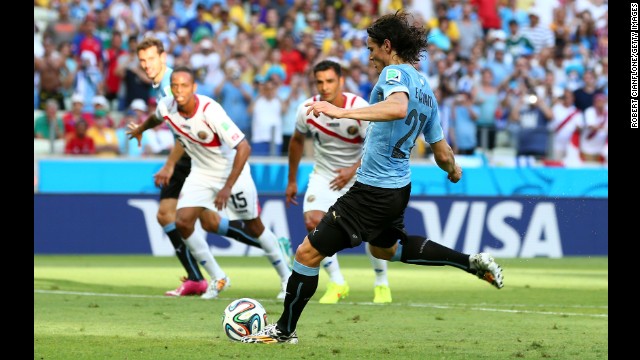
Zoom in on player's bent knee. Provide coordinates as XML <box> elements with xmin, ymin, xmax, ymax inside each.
<box><xmin>295</xmin><ymin>237</ymin><xmax>324</xmax><ymax>267</ymax></box>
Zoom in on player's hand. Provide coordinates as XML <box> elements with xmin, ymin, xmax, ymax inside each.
<box><xmin>305</xmin><ymin>101</ymin><xmax>343</xmax><ymax>118</ymax></box>
<box><xmin>448</xmin><ymin>164</ymin><xmax>462</xmax><ymax>183</ymax></box>
<box><xmin>285</xmin><ymin>182</ymin><xmax>298</xmax><ymax>207</ymax></box>
<box><xmin>330</xmin><ymin>167</ymin><xmax>354</xmax><ymax>191</ymax></box>
<box><xmin>153</xmin><ymin>165</ymin><xmax>174</xmax><ymax>187</ymax></box>
<box><xmin>126</xmin><ymin>122</ymin><xmax>143</xmax><ymax>148</ymax></box>
<box><xmin>214</xmin><ymin>186</ymin><xmax>232</xmax><ymax>211</ymax></box>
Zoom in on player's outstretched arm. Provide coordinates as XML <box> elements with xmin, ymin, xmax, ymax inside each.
<box><xmin>430</xmin><ymin>139</ymin><xmax>462</xmax><ymax>183</ymax></box>
<box><xmin>126</xmin><ymin>114</ymin><xmax>163</xmax><ymax>147</ymax></box>
<box><xmin>285</xmin><ymin>130</ymin><xmax>306</xmax><ymax>207</ymax></box>
<box><xmin>214</xmin><ymin>139</ymin><xmax>251</xmax><ymax>211</ymax></box>
<box><xmin>306</xmin><ymin>92</ymin><xmax>408</xmax><ymax>122</ymax></box>
<box><xmin>154</xmin><ymin>140</ymin><xmax>184</xmax><ymax>187</ymax></box>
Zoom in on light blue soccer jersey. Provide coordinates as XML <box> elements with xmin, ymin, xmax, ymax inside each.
<box><xmin>357</xmin><ymin>64</ymin><xmax>443</xmax><ymax>188</ymax></box>
<box><xmin>152</xmin><ymin>66</ymin><xmax>173</xmax><ymax>100</ymax></box>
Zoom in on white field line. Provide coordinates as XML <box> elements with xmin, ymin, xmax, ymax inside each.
<box><xmin>34</xmin><ymin>289</ymin><xmax>607</xmax><ymax>318</ymax></box>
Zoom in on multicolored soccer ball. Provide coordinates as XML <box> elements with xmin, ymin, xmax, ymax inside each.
<box><xmin>222</xmin><ymin>298</ymin><xmax>268</xmax><ymax>341</ymax></box>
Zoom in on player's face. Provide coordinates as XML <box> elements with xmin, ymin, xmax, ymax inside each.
<box><xmin>367</xmin><ymin>37</ymin><xmax>388</xmax><ymax>74</ymax></box>
<box><xmin>314</xmin><ymin>69</ymin><xmax>343</xmax><ymax>104</ymax></box>
<box><xmin>170</xmin><ymin>72</ymin><xmax>196</xmax><ymax>105</ymax></box>
<box><xmin>137</xmin><ymin>46</ymin><xmax>166</xmax><ymax>83</ymax></box>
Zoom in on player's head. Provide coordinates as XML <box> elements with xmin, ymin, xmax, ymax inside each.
<box><xmin>170</xmin><ymin>66</ymin><xmax>198</xmax><ymax>106</ymax></box>
<box><xmin>366</xmin><ymin>10</ymin><xmax>428</xmax><ymax>73</ymax></box>
<box><xmin>312</xmin><ymin>60</ymin><xmax>344</xmax><ymax>104</ymax></box>
<box><xmin>137</xmin><ymin>37</ymin><xmax>167</xmax><ymax>84</ymax></box>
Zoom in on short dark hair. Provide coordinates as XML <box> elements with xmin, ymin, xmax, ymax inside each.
<box><xmin>136</xmin><ymin>36</ymin><xmax>165</xmax><ymax>54</ymax></box>
<box><xmin>313</xmin><ymin>60</ymin><xmax>342</xmax><ymax>77</ymax></box>
<box><xmin>366</xmin><ymin>11</ymin><xmax>429</xmax><ymax>64</ymax></box>
<box><xmin>171</xmin><ymin>66</ymin><xmax>196</xmax><ymax>83</ymax></box>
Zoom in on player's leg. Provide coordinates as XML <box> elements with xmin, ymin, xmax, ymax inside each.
<box><xmin>365</xmin><ymin>243</ymin><xmax>392</xmax><ymax>303</ymax></box>
<box><xmin>243</xmin><ymin>217</ymin><xmax>292</xmax><ymax>299</ymax></box>
<box><xmin>200</xmin><ymin>210</ymin><xmax>293</xmax><ymax>266</ymax></box>
<box><xmin>243</xmin><ymin>190</ymin><xmax>358</xmax><ymax>344</ymax></box>
<box><xmin>223</xmin><ymin>169</ymin><xmax>292</xmax><ymax>299</ymax></box>
<box><xmin>303</xmin><ymin>174</ymin><xmax>350</xmax><ymax>304</ymax></box>
<box><xmin>370</xmin><ymin>236</ymin><xmax>504</xmax><ymax>289</ymax></box>
<box><xmin>158</xmin><ymin>164</ymin><xmax>207</xmax><ymax>296</ymax></box>
<box><xmin>176</xmin><ymin>173</ymin><xmax>230</xmax><ymax>299</ymax></box>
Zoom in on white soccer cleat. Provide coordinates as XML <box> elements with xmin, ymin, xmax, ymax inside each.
<box><xmin>201</xmin><ymin>276</ymin><xmax>231</xmax><ymax>299</ymax></box>
<box><xmin>241</xmin><ymin>324</ymin><xmax>298</xmax><ymax>344</ymax></box>
<box><xmin>470</xmin><ymin>253</ymin><xmax>504</xmax><ymax>289</ymax></box>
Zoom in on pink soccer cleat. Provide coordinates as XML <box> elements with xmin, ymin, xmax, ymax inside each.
<box><xmin>165</xmin><ymin>277</ymin><xmax>208</xmax><ymax>296</ymax></box>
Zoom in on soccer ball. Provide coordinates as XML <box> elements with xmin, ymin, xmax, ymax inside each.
<box><xmin>222</xmin><ymin>298</ymin><xmax>268</xmax><ymax>341</ymax></box>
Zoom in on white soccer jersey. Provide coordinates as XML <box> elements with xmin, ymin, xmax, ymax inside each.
<box><xmin>156</xmin><ymin>94</ymin><xmax>247</xmax><ymax>180</ymax></box>
<box><xmin>580</xmin><ymin>105</ymin><xmax>608</xmax><ymax>156</ymax></box>
<box><xmin>549</xmin><ymin>103</ymin><xmax>581</xmax><ymax>159</ymax></box>
<box><xmin>295</xmin><ymin>92</ymin><xmax>369</xmax><ymax>177</ymax></box>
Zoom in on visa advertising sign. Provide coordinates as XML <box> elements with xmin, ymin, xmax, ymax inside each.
<box><xmin>34</xmin><ymin>195</ymin><xmax>607</xmax><ymax>258</ymax></box>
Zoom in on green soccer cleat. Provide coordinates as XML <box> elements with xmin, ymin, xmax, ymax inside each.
<box><xmin>318</xmin><ymin>282</ymin><xmax>350</xmax><ymax>304</ymax></box>
<box><xmin>373</xmin><ymin>285</ymin><xmax>392</xmax><ymax>303</ymax></box>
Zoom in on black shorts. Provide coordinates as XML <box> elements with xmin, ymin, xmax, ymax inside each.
<box><xmin>308</xmin><ymin>181</ymin><xmax>411</xmax><ymax>257</ymax></box>
<box><xmin>159</xmin><ymin>159</ymin><xmax>191</xmax><ymax>200</ymax></box>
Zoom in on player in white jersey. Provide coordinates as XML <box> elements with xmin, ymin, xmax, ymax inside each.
<box><xmin>286</xmin><ymin>60</ymin><xmax>392</xmax><ymax>304</ymax></box>
<box><xmin>129</xmin><ymin>66</ymin><xmax>292</xmax><ymax>300</ymax></box>
<box><xmin>580</xmin><ymin>93</ymin><xmax>608</xmax><ymax>163</ymax></box>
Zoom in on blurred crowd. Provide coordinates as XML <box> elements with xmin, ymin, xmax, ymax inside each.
<box><xmin>34</xmin><ymin>0</ymin><xmax>608</xmax><ymax>166</ymax></box>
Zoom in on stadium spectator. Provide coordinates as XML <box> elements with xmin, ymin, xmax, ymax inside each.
<box><xmin>573</xmin><ymin>69</ymin><xmax>602</xmax><ymax>112</ymax></box>
<box><xmin>549</xmin><ymin>89</ymin><xmax>582</xmax><ymax>162</ymax></box>
<box><xmin>457</xmin><ymin>3</ymin><xmax>484</xmax><ymax>60</ymax></box>
<box><xmin>213</xmin><ymin>60</ymin><xmax>254</xmax><ymax>139</ymax></box>
<box><xmin>34</xmin><ymin>99</ymin><xmax>65</xmax><ymax>140</ymax></box>
<box><xmin>520</xmin><ymin>9</ymin><xmax>555</xmax><ymax>55</ymax></box>
<box><xmin>147</xmin><ymin>0</ymin><xmax>181</xmax><ymax>35</ymax></box>
<box><xmin>250</xmin><ymin>79</ymin><xmax>284</xmax><ymax>156</ymax></box>
<box><xmin>44</xmin><ymin>3</ymin><xmax>77</xmax><ymax>47</ymax></box>
<box><xmin>64</xmin><ymin>120</ymin><xmax>95</xmax><ymax>155</ymax></box>
<box><xmin>450</xmin><ymin>91</ymin><xmax>480</xmax><ymax>155</ymax></box>
<box><xmin>474</xmin><ymin>68</ymin><xmax>500</xmax><ymax>151</ymax></box>
<box><xmin>35</xmin><ymin>37</ymin><xmax>66</xmax><ymax>111</ymax></box>
<box><xmin>183</xmin><ymin>3</ymin><xmax>214</xmax><ymax>43</ymax></box>
<box><xmin>103</xmin><ymin>32</ymin><xmax>126</xmax><ymax>107</ymax></box>
<box><xmin>280</xmin><ymin>73</ymin><xmax>309</xmax><ymax>156</ymax></box>
<box><xmin>62</xmin><ymin>93</ymin><xmax>95</xmax><ymax>140</ymax></box>
<box><xmin>73</xmin><ymin>50</ymin><xmax>103</xmax><ymax>113</ymax></box>
<box><xmin>580</xmin><ymin>93</ymin><xmax>607</xmax><ymax>163</ymax></box>
<box><xmin>86</xmin><ymin>109</ymin><xmax>120</xmax><ymax>157</ymax></box>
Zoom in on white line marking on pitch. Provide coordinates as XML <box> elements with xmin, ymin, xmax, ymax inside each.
<box><xmin>34</xmin><ymin>289</ymin><xmax>607</xmax><ymax>318</ymax></box>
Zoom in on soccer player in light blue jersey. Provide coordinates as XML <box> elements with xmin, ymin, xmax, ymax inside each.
<box><xmin>130</xmin><ymin>38</ymin><xmax>293</xmax><ymax>299</ymax></box>
<box><xmin>243</xmin><ymin>11</ymin><xmax>504</xmax><ymax>344</ymax></box>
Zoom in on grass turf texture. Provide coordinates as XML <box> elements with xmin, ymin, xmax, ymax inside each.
<box><xmin>35</xmin><ymin>255</ymin><xmax>608</xmax><ymax>359</ymax></box>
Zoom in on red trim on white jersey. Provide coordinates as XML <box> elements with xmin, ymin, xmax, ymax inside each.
<box><xmin>305</xmin><ymin>118</ymin><xmax>363</xmax><ymax>144</ymax></box>
<box><xmin>163</xmin><ymin>115</ymin><xmax>221</xmax><ymax>147</ymax></box>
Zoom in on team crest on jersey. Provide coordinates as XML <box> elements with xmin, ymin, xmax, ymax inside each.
<box><xmin>231</xmin><ymin>133</ymin><xmax>239</xmax><ymax>141</ymax></box>
<box><xmin>307</xmin><ymin>195</ymin><xmax>316</xmax><ymax>203</ymax></box>
<box><xmin>385</xmin><ymin>69</ymin><xmax>401</xmax><ymax>84</ymax></box>
<box><xmin>347</xmin><ymin>126</ymin><xmax>358</xmax><ymax>135</ymax></box>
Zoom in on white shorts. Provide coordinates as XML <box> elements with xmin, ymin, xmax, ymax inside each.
<box><xmin>177</xmin><ymin>167</ymin><xmax>259</xmax><ymax>220</ymax></box>
<box><xmin>302</xmin><ymin>171</ymin><xmax>355</xmax><ymax>213</ymax></box>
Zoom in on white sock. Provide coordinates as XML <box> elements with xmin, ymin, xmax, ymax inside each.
<box><xmin>320</xmin><ymin>255</ymin><xmax>345</xmax><ymax>285</ymax></box>
<box><xmin>183</xmin><ymin>232</ymin><xmax>226</xmax><ymax>280</ymax></box>
<box><xmin>257</xmin><ymin>228</ymin><xmax>291</xmax><ymax>281</ymax></box>
<box><xmin>365</xmin><ymin>243</ymin><xmax>389</xmax><ymax>287</ymax></box>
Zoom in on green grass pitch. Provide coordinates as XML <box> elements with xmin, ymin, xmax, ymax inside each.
<box><xmin>34</xmin><ymin>255</ymin><xmax>608</xmax><ymax>359</ymax></box>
